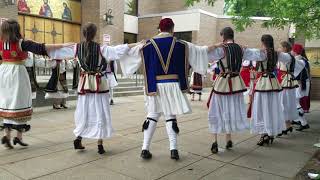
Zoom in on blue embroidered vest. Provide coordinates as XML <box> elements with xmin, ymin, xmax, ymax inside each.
<box><xmin>142</xmin><ymin>35</ymin><xmax>189</xmax><ymax>95</ymax></box>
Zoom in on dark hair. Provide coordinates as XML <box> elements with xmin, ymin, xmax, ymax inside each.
<box><xmin>280</xmin><ymin>41</ymin><xmax>292</xmax><ymax>53</ymax></box>
<box><xmin>301</xmin><ymin>49</ymin><xmax>309</xmax><ymax>61</ymax></box>
<box><xmin>0</xmin><ymin>19</ymin><xmax>22</xmax><ymax>42</ymax></box>
<box><xmin>261</xmin><ymin>34</ymin><xmax>278</xmax><ymax>72</ymax></box>
<box><xmin>82</xmin><ymin>23</ymin><xmax>97</xmax><ymax>42</ymax></box>
<box><xmin>82</xmin><ymin>23</ymin><xmax>97</xmax><ymax>65</ymax></box>
<box><xmin>63</xmin><ymin>2</ymin><xmax>67</xmax><ymax>6</ymax></box>
<box><xmin>220</xmin><ymin>27</ymin><xmax>234</xmax><ymax>42</ymax></box>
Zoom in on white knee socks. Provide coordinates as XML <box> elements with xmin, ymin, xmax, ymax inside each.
<box><xmin>142</xmin><ymin>119</ymin><xmax>157</xmax><ymax>150</ymax></box>
<box><xmin>296</xmin><ymin>98</ymin><xmax>308</xmax><ymax>126</ymax></box>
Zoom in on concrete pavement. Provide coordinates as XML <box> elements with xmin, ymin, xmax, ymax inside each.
<box><xmin>0</xmin><ymin>91</ymin><xmax>319</xmax><ymax>180</ymax></box>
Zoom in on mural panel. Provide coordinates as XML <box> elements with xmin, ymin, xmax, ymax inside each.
<box><xmin>18</xmin><ymin>0</ymin><xmax>81</xmax><ymax>23</ymax></box>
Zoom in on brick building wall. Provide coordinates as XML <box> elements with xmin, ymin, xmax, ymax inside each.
<box><xmin>138</xmin><ymin>0</ymin><xmax>161</xmax><ymax>15</ymax></box>
<box><xmin>81</xmin><ymin>0</ymin><xmax>100</xmax><ymax>41</ymax></box>
<box><xmin>0</xmin><ymin>2</ymin><xmax>18</xmax><ymax>20</ymax></box>
<box><xmin>216</xmin><ymin>18</ymin><xmax>289</xmax><ymax>48</ymax></box>
<box><xmin>138</xmin><ymin>16</ymin><xmax>162</xmax><ymax>41</ymax></box>
<box><xmin>187</xmin><ymin>0</ymin><xmax>225</xmax><ymax>15</ymax></box>
<box><xmin>196</xmin><ymin>14</ymin><xmax>218</xmax><ymax>46</ymax></box>
<box><xmin>144</xmin><ymin>0</ymin><xmax>225</xmax><ymax>15</ymax></box>
<box><xmin>99</xmin><ymin>0</ymin><xmax>124</xmax><ymax>45</ymax></box>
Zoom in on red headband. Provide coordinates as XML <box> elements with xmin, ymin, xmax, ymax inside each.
<box><xmin>159</xmin><ymin>18</ymin><xmax>174</xmax><ymax>32</ymax></box>
<box><xmin>292</xmin><ymin>44</ymin><xmax>303</xmax><ymax>55</ymax></box>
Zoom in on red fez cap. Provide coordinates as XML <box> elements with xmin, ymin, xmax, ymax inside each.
<box><xmin>292</xmin><ymin>44</ymin><xmax>304</xmax><ymax>55</ymax></box>
<box><xmin>159</xmin><ymin>18</ymin><xmax>174</xmax><ymax>32</ymax></box>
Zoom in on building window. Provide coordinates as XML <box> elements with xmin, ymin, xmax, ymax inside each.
<box><xmin>125</xmin><ymin>0</ymin><xmax>138</xmax><ymax>16</ymax></box>
<box><xmin>124</xmin><ymin>32</ymin><xmax>137</xmax><ymax>43</ymax></box>
<box><xmin>174</xmin><ymin>32</ymin><xmax>192</xmax><ymax>42</ymax></box>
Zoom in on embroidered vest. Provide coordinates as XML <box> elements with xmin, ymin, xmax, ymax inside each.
<box><xmin>255</xmin><ymin>52</ymin><xmax>282</xmax><ymax>92</ymax></box>
<box><xmin>142</xmin><ymin>36</ymin><xmax>188</xmax><ymax>96</ymax></box>
<box><xmin>213</xmin><ymin>43</ymin><xmax>247</xmax><ymax>94</ymax></box>
<box><xmin>0</xmin><ymin>40</ymin><xmax>28</xmax><ymax>61</ymax></box>
<box><xmin>75</xmin><ymin>42</ymin><xmax>109</xmax><ymax>94</ymax></box>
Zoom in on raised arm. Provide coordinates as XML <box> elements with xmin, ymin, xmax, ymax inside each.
<box><xmin>46</xmin><ymin>43</ymin><xmax>76</xmax><ymax>60</ymax></box>
<box><xmin>242</xmin><ymin>48</ymin><xmax>266</xmax><ymax>62</ymax></box>
<box><xmin>20</xmin><ymin>40</ymin><xmax>48</xmax><ymax>56</ymax></box>
<box><xmin>100</xmin><ymin>44</ymin><xmax>130</xmax><ymax>61</ymax></box>
<box><xmin>277</xmin><ymin>52</ymin><xmax>291</xmax><ymax>63</ymax></box>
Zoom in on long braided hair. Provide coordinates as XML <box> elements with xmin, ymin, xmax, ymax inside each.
<box><xmin>82</xmin><ymin>23</ymin><xmax>97</xmax><ymax>66</ymax></box>
<box><xmin>261</xmin><ymin>34</ymin><xmax>278</xmax><ymax>72</ymax></box>
<box><xmin>280</xmin><ymin>41</ymin><xmax>295</xmax><ymax>73</ymax></box>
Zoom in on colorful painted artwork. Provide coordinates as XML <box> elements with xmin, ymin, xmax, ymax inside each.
<box><xmin>17</xmin><ymin>0</ymin><xmax>81</xmax><ymax>23</ymax></box>
<box><xmin>306</xmin><ymin>48</ymin><xmax>320</xmax><ymax>77</ymax></box>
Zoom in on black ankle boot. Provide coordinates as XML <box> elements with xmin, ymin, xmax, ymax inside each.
<box><xmin>141</xmin><ymin>150</ymin><xmax>152</xmax><ymax>159</ymax></box>
<box><xmin>226</xmin><ymin>140</ymin><xmax>233</xmax><ymax>150</ymax></box>
<box><xmin>170</xmin><ymin>150</ymin><xmax>180</xmax><ymax>160</ymax></box>
<box><xmin>296</xmin><ymin>124</ymin><xmax>310</xmax><ymax>131</ymax></box>
<box><xmin>257</xmin><ymin>135</ymin><xmax>270</xmax><ymax>146</ymax></box>
<box><xmin>1</xmin><ymin>136</ymin><xmax>13</xmax><ymax>149</ymax></box>
<box><xmin>211</xmin><ymin>142</ymin><xmax>218</xmax><ymax>154</ymax></box>
<box><xmin>98</xmin><ymin>145</ymin><xmax>106</xmax><ymax>154</ymax></box>
<box><xmin>13</xmin><ymin>137</ymin><xmax>28</xmax><ymax>146</ymax></box>
<box><xmin>60</xmin><ymin>104</ymin><xmax>68</xmax><ymax>109</ymax></box>
<box><xmin>73</xmin><ymin>138</ymin><xmax>85</xmax><ymax>150</ymax></box>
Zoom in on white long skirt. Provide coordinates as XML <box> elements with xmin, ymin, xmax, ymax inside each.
<box><xmin>145</xmin><ymin>82</ymin><xmax>191</xmax><ymax>116</ymax></box>
<box><xmin>74</xmin><ymin>93</ymin><xmax>113</xmax><ymax>139</ymax></box>
<box><xmin>0</xmin><ymin>64</ymin><xmax>32</xmax><ymax>123</ymax></box>
<box><xmin>281</xmin><ymin>88</ymin><xmax>298</xmax><ymax>120</ymax></box>
<box><xmin>251</xmin><ymin>92</ymin><xmax>285</xmax><ymax>136</ymax></box>
<box><xmin>208</xmin><ymin>93</ymin><xmax>249</xmax><ymax>134</ymax></box>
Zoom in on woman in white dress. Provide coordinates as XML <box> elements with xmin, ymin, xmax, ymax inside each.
<box><xmin>207</xmin><ymin>27</ymin><xmax>250</xmax><ymax>153</ymax></box>
<box><xmin>0</xmin><ymin>19</ymin><xmax>64</xmax><ymax>149</ymax></box>
<box><xmin>48</xmin><ymin>23</ymin><xmax>140</xmax><ymax>154</ymax></box>
<box><xmin>276</xmin><ymin>41</ymin><xmax>302</xmax><ymax>136</ymax></box>
<box><xmin>250</xmin><ymin>35</ymin><xmax>292</xmax><ymax>146</ymax></box>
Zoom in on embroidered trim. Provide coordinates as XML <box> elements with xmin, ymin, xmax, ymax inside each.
<box><xmin>150</xmin><ymin>38</ymin><xmax>176</xmax><ymax>74</ymax></box>
<box><xmin>156</xmin><ymin>74</ymin><xmax>178</xmax><ymax>80</ymax></box>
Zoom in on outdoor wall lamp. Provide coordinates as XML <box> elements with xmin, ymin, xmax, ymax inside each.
<box><xmin>103</xmin><ymin>9</ymin><xmax>114</xmax><ymax>25</ymax></box>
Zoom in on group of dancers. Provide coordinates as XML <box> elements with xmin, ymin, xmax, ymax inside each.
<box><xmin>0</xmin><ymin>18</ymin><xmax>311</xmax><ymax>160</ymax></box>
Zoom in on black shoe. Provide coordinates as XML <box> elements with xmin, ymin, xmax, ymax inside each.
<box><xmin>291</xmin><ymin>121</ymin><xmax>301</xmax><ymax>125</ymax></box>
<box><xmin>1</xmin><ymin>136</ymin><xmax>13</xmax><ymax>149</ymax></box>
<box><xmin>170</xmin><ymin>150</ymin><xmax>180</xmax><ymax>160</ymax></box>
<box><xmin>98</xmin><ymin>145</ymin><xmax>106</xmax><ymax>154</ymax></box>
<box><xmin>257</xmin><ymin>135</ymin><xmax>270</xmax><ymax>146</ymax></box>
<box><xmin>141</xmin><ymin>150</ymin><xmax>152</xmax><ymax>159</ymax></box>
<box><xmin>53</xmin><ymin>104</ymin><xmax>61</xmax><ymax>109</ymax></box>
<box><xmin>282</xmin><ymin>127</ymin><xmax>293</xmax><ymax>135</ymax></box>
<box><xmin>110</xmin><ymin>100</ymin><xmax>114</xmax><ymax>105</ymax></box>
<box><xmin>270</xmin><ymin>136</ymin><xmax>274</xmax><ymax>144</ymax></box>
<box><xmin>277</xmin><ymin>133</ymin><xmax>283</xmax><ymax>137</ymax></box>
<box><xmin>226</xmin><ymin>140</ymin><xmax>233</xmax><ymax>150</ymax></box>
<box><xmin>211</xmin><ymin>142</ymin><xmax>218</xmax><ymax>154</ymax></box>
<box><xmin>13</xmin><ymin>137</ymin><xmax>28</xmax><ymax>146</ymax></box>
<box><xmin>73</xmin><ymin>139</ymin><xmax>85</xmax><ymax>150</ymax></box>
<box><xmin>60</xmin><ymin>104</ymin><xmax>68</xmax><ymax>109</ymax></box>
<box><xmin>296</xmin><ymin>124</ymin><xmax>310</xmax><ymax>131</ymax></box>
